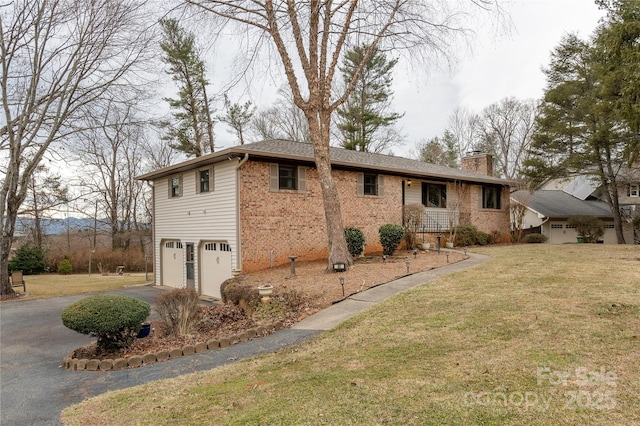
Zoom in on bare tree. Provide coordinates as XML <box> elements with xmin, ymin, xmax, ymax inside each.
<box><xmin>18</xmin><ymin>165</ymin><xmax>69</xmax><ymax>249</ymax></box>
<box><xmin>251</xmin><ymin>87</ymin><xmax>311</xmax><ymax>143</ymax></box>
<box><xmin>447</xmin><ymin>107</ymin><xmax>480</xmax><ymax>163</ymax></box>
<box><xmin>475</xmin><ymin>97</ymin><xmax>537</xmax><ymax>180</ymax></box>
<box><xmin>0</xmin><ymin>0</ymin><xmax>154</xmax><ymax>294</ymax></box>
<box><xmin>76</xmin><ymin>100</ymin><xmax>148</xmax><ymax>250</ymax></box>
<box><xmin>185</xmin><ymin>0</ymin><xmax>502</xmax><ymax>270</ymax></box>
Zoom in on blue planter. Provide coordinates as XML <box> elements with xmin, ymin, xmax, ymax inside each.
<box><xmin>137</xmin><ymin>323</ymin><xmax>151</xmax><ymax>338</ymax></box>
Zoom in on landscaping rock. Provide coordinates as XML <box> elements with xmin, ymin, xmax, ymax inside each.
<box><xmin>128</xmin><ymin>355</ymin><xmax>143</xmax><ymax>368</ymax></box>
<box><xmin>182</xmin><ymin>345</ymin><xmax>196</xmax><ymax>356</ymax></box>
<box><xmin>76</xmin><ymin>359</ymin><xmax>88</xmax><ymax>370</ymax></box>
<box><xmin>169</xmin><ymin>347</ymin><xmax>183</xmax><ymax>359</ymax></box>
<box><xmin>219</xmin><ymin>338</ymin><xmax>230</xmax><ymax>348</ymax></box>
<box><xmin>86</xmin><ymin>359</ymin><xmax>100</xmax><ymax>371</ymax></box>
<box><xmin>100</xmin><ymin>360</ymin><xmax>113</xmax><ymax>371</ymax></box>
<box><xmin>195</xmin><ymin>342</ymin><xmax>208</xmax><ymax>353</ymax></box>
<box><xmin>207</xmin><ymin>340</ymin><xmax>220</xmax><ymax>349</ymax></box>
<box><xmin>142</xmin><ymin>353</ymin><xmax>157</xmax><ymax>365</ymax></box>
<box><xmin>156</xmin><ymin>350</ymin><xmax>170</xmax><ymax>361</ymax></box>
<box><xmin>113</xmin><ymin>358</ymin><xmax>128</xmax><ymax>370</ymax></box>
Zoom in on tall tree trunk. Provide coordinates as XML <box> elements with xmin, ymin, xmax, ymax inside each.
<box><xmin>307</xmin><ymin>110</ymin><xmax>352</xmax><ymax>270</ymax></box>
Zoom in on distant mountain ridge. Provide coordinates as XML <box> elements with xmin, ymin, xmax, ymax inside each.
<box><xmin>15</xmin><ymin>217</ymin><xmax>111</xmax><ymax>236</ymax></box>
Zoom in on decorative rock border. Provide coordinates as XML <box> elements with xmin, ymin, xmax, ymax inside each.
<box><xmin>63</xmin><ymin>321</ymin><xmax>284</xmax><ymax>371</ymax></box>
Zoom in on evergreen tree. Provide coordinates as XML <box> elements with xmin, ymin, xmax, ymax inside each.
<box><xmin>416</xmin><ymin>131</ymin><xmax>458</xmax><ymax>168</ymax></box>
<box><xmin>159</xmin><ymin>18</ymin><xmax>215</xmax><ymax>157</ymax></box>
<box><xmin>526</xmin><ymin>1</ymin><xmax>640</xmax><ymax>243</ymax></box>
<box><xmin>218</xmin><ymin>94</ymin><xmax>255</xmax><ymax>145</ymax></box>
<box><xmin>336</xmin><ymin>44</ymin><xmax>403</xmax><ymax>153</ymax></box>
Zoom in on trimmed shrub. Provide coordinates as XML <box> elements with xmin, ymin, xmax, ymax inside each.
<box><xmin>8</xmin><ymin>244</ymin><xmax>46</xmax><ymax>275</ymax></box>
<box><xmin>344</xmin><ymin>226</ymin><xmax>366</xmax><ymax>257</ymax></box>
<box><xmin>454</xmin><ymin>225</ymin><xmax>479</xmax><ymax>247</ymax></box>
<box><xmin>58</xmin><ymin>258</ymin><xmax>73</xmax><ymax>274</ymax></box>
<box><xmin>223</xmin><ymin>282</ymin><xmax>261</xmax><ymax>310</ymax></box>
<box><xmin>61</xmin><ymin>295</ymin><xmax>150</xmax><ymax>352</ymax></box>
<box><xmin>155</xmin><ymin>288</ymin><xmax>201</xmax><ymax>336</ymax></box>
<box><xmin>476</xmin><ymin>231</ymin><xmax>490</xmax><ymax>246</ymax></box>
<box><xmin>379</xmin><ymin>224</ymin><xmax>404</xmax><ymax>256</ymax></box>
<box><xmin>567</xmin><ymin>216</ymin><xmax>605</xmax><ymax>243</ymax></box>
<box><xmin>523</xmin><ymin>233</ymin><xmax>547</xmax><ymax>243</ymax></box>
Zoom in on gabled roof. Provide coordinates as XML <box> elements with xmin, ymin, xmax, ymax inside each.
<box><xmin>511</xmin><ymin>190</ymin><xmax>613</xmax><ymax>219</ymax></box>
<box><xmin>137</xmin><ymin>139</ymin><xmax>510</xmax><ymax>186</ymax></box>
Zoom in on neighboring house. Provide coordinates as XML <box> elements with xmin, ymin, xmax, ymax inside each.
<box><xmin>511</xmin><ymin>174</ymin><xmax>639</xmax><ymax>244</ymax></box>
<box><xmin>137</xmin><ymin>140</ymin><xmax>511</xmax><ymax>298</ymax></box>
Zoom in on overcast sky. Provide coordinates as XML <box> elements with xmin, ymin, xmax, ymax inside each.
<box><xmin>211</xmin><ymin>0</ymin><xmax>606</xmax><ymax>158</ymax></box>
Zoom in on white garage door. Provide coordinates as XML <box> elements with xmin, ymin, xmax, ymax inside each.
<box><xmin>162</xmin><ymin>241</ymin><xmax>184</xmax><ymax>288</ymax></box>
<box><xmin>200</xmin><ymin>242</ymin><xmax>232</xmax><ymax>299</ymax></box>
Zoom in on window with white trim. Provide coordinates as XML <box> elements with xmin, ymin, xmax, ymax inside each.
<box><xmin>197</xmin><ymin>167</ymin><xmax>214</xmax><ymax>193</ymax></box>
<box><xmin>629</xmin><ymin>184</ymin><xmax>639</xmax><ymax>197</ymax></box>
<box><xmin>168</xmin><ymin>175</ymin><xmax>182</xmax><ymax>198</ymax></box>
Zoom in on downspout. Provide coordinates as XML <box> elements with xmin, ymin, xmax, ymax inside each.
<box><xmin>146</xmin><ymin>181</ymin><xmax>156</xmax><ymax>285</ymax></box>
<box><xmin>235</xmin><ymin>154</ymin><xmax>249</xmax><ymax>272</ymax></box>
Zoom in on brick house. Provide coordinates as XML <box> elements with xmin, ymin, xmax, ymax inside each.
<box><xmin>137</xmin><ymin>140</ymin><xmax>511</xmax><ymax>298</ymax></box>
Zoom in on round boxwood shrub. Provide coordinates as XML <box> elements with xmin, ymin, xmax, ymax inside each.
<box><xmin>454</xmin><ymin>225</ymin><xmax>479</xmax><ymax>247</ymax></box>
<box><xmin>344</xmin><ymin>226</ymin><xmax>365</xmax><ymax>257</ymax></box>
<box><xmin>379</xmin><ymin>224</ymin><xmax>404</xmax><ymax>256</ymax></box>
<box><xmin>523</xmin><ymin>233</ymin><xmax>547</xmax><ymax>243</ymax></box>
<box><xmin>61</xmin><ymin>295</ymin><xmax>150</xmax><ymax>352</ymax></box>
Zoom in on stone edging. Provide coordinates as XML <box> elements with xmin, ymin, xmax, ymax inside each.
<box><xmin>63</xmin><ymin>321</ymin><xmax>284</xmax><ymax>371</ymax></box>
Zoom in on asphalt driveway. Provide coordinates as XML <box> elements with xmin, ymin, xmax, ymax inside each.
<box><xmin>0</xmin><ymin>286</ymin><xmax>319</xmax><ymax>426</ymax></box>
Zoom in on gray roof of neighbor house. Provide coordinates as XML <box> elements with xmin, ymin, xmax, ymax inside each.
<box><xmin>511</xmin><ymin>190</ymin><xmax>613</xmax><ymax>219</ymax></box>
<box><xmin>137</xmin><ymin>139</ymin><xmax>510</xmax><ymax>186</ymax></box>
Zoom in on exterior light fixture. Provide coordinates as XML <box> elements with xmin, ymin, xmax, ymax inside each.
<box><xmin>339</xmin><ymin>276</ymin><xmax>345</xmax><ymax>296</ymax></box>
<box><xmin>406</xmin><ymin>180</ymin><xmax>412</xmax><ymax>187</ymax></box>
<box><xmin>464</xmin><ymin>247</ymin><xmax>468</xmax><ymax>256</ymax></box>
<box><xmin>405</xmin><ymin>259</ymin><xmax>410</xmax><ymax>273</ymax></box>
<box><xmin>333</xmin><ymin>262</ymin><xmax>346</xmax><ymax>273</ymax></box>
<box><xmin>413</xmin><ymin>249</ymin><xmax>417</xmax><ymax>259</ymax></box>
<box><xmin>382</xmin><ymin>255</ymin><xmax>388</xmax><ymax>263</ymax></box>
<box><xmin>446</xmin><ymin>252</ymin><xmax>450</xmax><ymax>263</ymax></box>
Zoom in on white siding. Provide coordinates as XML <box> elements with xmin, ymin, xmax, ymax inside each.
<box><xmin>153</xmin><ymin>161</ymin><xmax>238</xmax><ymax>292</ymax></box>
<box><xmin>404</xmin><ymin>184</ymin><xmax>421</xmax><ymax>205</ymax></box>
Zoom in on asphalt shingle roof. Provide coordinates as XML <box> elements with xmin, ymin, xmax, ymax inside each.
<box><xmin>138</xmin><ymin>139</ymin><xmax>510</xmax><ymax>186</ymax></box>
<box><xmin>511</xmin><ymin>190</ymin><xmax>613</xmax><ymax>218</ymax></box>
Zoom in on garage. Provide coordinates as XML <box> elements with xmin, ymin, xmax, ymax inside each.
<box><xmin>199</xmin><ymin>241</ymin><xmax>233</xmax><ymax>299</ymax></box>
<box><xmin>161</xmin><ymin>240</ymin><xmax>184</xmax><ymax>288</ymax></box>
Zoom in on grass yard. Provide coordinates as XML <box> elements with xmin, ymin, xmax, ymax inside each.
<box><xmin>6</xmin><ymin>273</ymin><xmax>151</xmax><ymax>300</ymax></box>
<box><xmin>61</xmin><ymin>245</ymin><xmax>640</xmax><ymax>425</ymax></box>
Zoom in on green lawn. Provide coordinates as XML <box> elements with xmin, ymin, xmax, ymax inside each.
<box><xmin>7</xmin><ymin>273</ymin><xmax>151</xmax><ymax>300</ymax></box>
<box><xmin>61</xmin><ymin>245</ymin><xmax>640</xmax><ymax>425</ymax></box>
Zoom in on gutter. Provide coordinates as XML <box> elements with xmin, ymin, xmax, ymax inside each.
<box><xmin>235</xmin><ymin>154</ymin><xmax>249</xmax><ymax>272</ymax></box>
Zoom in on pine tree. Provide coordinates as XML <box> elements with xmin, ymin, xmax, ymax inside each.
<box><xmin>336</xmin><ymin>44</ymin><xmax>403</xmax><ymax>153</ymax></box>
<box><xmin>159</xmin><ymin>18</ymin><xmax>215</xmax><ymax>157</ymax></box>
<box><xmin>218</xmin><ymin>94</ymin><xmax>255</xmax><ymax>145</ymax></box>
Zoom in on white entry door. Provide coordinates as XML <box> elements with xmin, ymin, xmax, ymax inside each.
<box><xmin>200</xmin><ymin>242</ymin><xmax>232</xmax><ymax>299</ymax></box>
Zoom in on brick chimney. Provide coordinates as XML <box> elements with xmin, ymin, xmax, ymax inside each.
<box><xmin>461</xmin><ymin>151</ymin><xmax>493</xmax><ymax>176</ymax></box>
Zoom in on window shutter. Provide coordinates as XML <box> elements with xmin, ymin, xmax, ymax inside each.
<box><xmin>628</xmin><ymin>185</ymin><xmax>631</xmax><ymax>197</ymax></box>
<box><xmin>195</xmin><ymin>170</ymin><xmax>201</xmax><ymax>194</ymax></box>
<box><xmin>178</xmin><ymin>175</ymin><xmax>183</xmax><ymax>197</ymax></box>
<box><xmin>298</xmin><ymin>167</ymin><xmax>306</xmax><ymax>193</ymax></box>
<box><xmin>357</xmin><ymin>172</ymin><xmax>364</xmax><ymax>196</ymax></box>
<box><xmin>209</xmin><ymin>167</ymin><xmax>214</xmax><ymax>192</ymax></box>
<box><xmin>168</xmin><ymin>177</ymin><xmax>172</xmax><ymax>198</ymax></box>
<box><xmin>269</xmin><ymin>164</ymin><xmax>279</xmax><ymax>192</ymax></box>
<box><xmin>377</xmin><ymin>175</ymin><xmax>384</xmax><ymax>197</ymax></box>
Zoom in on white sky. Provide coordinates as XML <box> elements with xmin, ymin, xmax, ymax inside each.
<box><xmin>211</xmin><ymin>0</ymin><xmax>606</xmax><ymax>158</ymax></box>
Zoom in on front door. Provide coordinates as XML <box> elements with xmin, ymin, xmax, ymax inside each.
<box><xmin>185</xmin><ymin>243</ymin><xmax>195</xmax><ymax>289</ymax></box>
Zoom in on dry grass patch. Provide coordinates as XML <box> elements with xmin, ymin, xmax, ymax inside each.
<box><xmin>62</xmin><ymin>245</ymin><xmax>640</xmax><ymax>425</ymax></box>
<box><xmin>2</xmin><ymin>273</ymin><xmax>150</xmax><ymax>301</ymax></box>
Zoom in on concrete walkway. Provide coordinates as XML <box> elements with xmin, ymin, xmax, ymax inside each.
<box><xmin>0</xmin><ymin>252</ymin><xmax>488</xmax><ymax>426</ymax></box>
